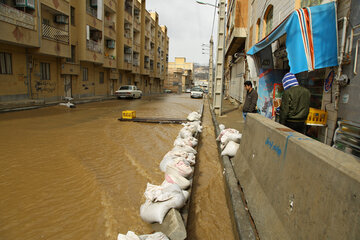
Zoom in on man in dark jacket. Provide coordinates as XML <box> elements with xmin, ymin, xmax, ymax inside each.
<box><xmin>242</xmin><ymin>81</ymin><xmax>258</xmax><ymax>121</ymax></box>
<box><xmin>280</xmin><ymin>72</ymin><xmax>311</xmax><ymax>133</ymax></box>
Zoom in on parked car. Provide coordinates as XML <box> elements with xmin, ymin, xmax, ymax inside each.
<box><xmin>185</xmin><ymin>88</ymin><xmax>191</xmax><ymax>93</ymax></box>
<box><xmin>115</xmin><ymin>85</ymin><xmax>142</xmax><ymax>99</ymax></box>
<box><xmin>164</xmin><ymin>89</ymin><xmax>172</xmax><ymax>93</ymax></box>
<box><xmin>203</xmin><ymin>88</ymin><xmax>208</xmax><ymax>94</ymax></box>
<box><xmin>190</xmin><ymin>87</ymin><xmax>204</xmax><ymax>98</ymax></box>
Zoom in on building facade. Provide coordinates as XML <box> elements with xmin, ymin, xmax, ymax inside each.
<box><xmin>166</xmin><ymin>57</ymin><xmax>193</xmax><ymax>93</ymax></box>
<box><xmin>0</xmin><ymin>0</ymin><xmax>169</xmax><ymax>103</ymax></box>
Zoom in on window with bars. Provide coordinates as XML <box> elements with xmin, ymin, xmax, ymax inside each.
<box><xmin>82</xmin><ymin>67</ymin><xmax>88</xmax><ymax>81</ymax></box>
<box><xmin>99</xmin><ymin>72</ymin><xmax>104</xmax><ymax>84</ymax></box>
<box><xmin>71</xmin><ymin>7</ymin><xmax>75</xmax><ymax>26</ymax></box>
<box><xmin>40</xmin><ymin>63</ymin><xmax>50</xmax><ymax>80</ymax></box>
<box><xmin>0</xmin><ymin>52</ymin><xmax>12</xmax><ymax>74</ymax></box>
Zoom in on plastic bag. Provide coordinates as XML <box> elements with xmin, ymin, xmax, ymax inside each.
<box><xmin>221</xmin><ymin>141</ymin><xmax>240</xmax><ymax>157</ymax></box>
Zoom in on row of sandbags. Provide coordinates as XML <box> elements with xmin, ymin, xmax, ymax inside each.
<box><xmin>216</xmin><ymin>124</ymin><xmax>242</xmax><ymax>157</ymax></box>
<box><xmin>117</xmin><ymin>112</ymin><xmax>202</xmax><ymax>240</ymax></box>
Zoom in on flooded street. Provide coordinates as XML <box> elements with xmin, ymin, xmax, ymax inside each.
<box><xmin>0</xmin><ymin>94</ymin><xmax>234</xmax><ymax>240</ymax></box>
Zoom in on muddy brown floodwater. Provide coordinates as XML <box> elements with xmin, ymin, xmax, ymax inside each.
<box><xmin>0</xmin><ymin>94</ymin><xmax>235</xmax><ymax>240</ymax></box>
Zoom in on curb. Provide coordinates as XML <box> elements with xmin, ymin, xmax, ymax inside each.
<box><xmin>209</xmin><ymin>101</ymin><xmax>257</xmax><ymax>240</ymax></box>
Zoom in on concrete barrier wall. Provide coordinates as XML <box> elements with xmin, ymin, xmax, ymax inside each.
<box><xmin>233</xmin><ymin>114</ymin><xmax>360</xmax><ymax>239</ymax></box>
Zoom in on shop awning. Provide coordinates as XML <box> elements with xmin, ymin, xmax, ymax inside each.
<box><xmin>247</xmin><ymin>2</ymin><xmax>338</xmax><ymax>74</ymax></box>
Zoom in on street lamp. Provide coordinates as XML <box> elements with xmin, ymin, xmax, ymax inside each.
<box><xmin>196</xmin><ymin>1</ymin><xmax>218</xmax><ymax>8</ymax></box>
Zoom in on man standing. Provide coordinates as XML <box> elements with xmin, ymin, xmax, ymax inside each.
<box><xmin>242</xmin><ymin>81</ymin><xmax>258</xmax><ymax>121</ymax></box>
<box><xmin>280</xmin><ymin>72</ymin><xmax>311</xmax><ymax>133</ymax></box>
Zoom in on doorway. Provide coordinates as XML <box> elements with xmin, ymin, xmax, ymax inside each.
<box><xmin>64</xmin><ymin>75</ymin><xmax>72</xmax><ymax>98</ymax></box>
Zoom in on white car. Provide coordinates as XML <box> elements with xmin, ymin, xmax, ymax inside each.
<box><xmin>190</xmin><ymin>87</ymin><xmax>203</xmax><ymax>98</ymax></box>
<box><xmin>115</xmin><ymin>85</ymin><xmax>142</xmax><ymax>99</ymax></box>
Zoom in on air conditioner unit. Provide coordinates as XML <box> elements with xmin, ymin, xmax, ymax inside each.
<box><xmin>55</xmin><ymin>15</ymin><xmax>68</xmax><ymax>24</ymax></box>
<box><xmin>125</xmin><ymin>23</ymin><xmax>131</xmax><ymax>30</ymax></box>
<box><xmin>16</xmin><ymin>0</ymin><xmax>35</xmax><ymax>9</ymax></box>
<box><xmin>107</xmin><ymin>40</ymin><xmax>115</xmax><ymax>49</ymax></box>
<box><xmin>125</xmin><ymin>48</ymin><xmax>132</xmax><ymax>54</ymax></box>
<box><xmin>91</xmin><ymin>0</ymin><xmax>98</xmax><ymax>7</ymax></box>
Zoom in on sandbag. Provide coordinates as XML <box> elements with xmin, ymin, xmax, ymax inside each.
<box><xmin>166</xmin><ymin>159</ymin><xmax>193</xmax><ymax>179</ymax></box>
<box><xmin>178</xmin><ymin>128</ymin><xmax>193</xmax><ymax>138</ymax></box>
<box><xmin>139</xmin><ymin>232</ymin><xmax>169</xmax><ymax>240</ymax></box>
<box><xmin>221</xmin><ymin>141</ymin><xmax>240</xmax><ymax>157</ymax></box>
<box><xmin>172</xmin><ymin>145</ymin><xmax>197</xmax><ymax>155</ymax></box>
<box><xmin>140</xmin><ymin>184</ymin><xmax>186</xmax><ymax>224</ymax></box>
<box><xmin>187</xmin><ymin>111</ymin><xmax>201</xmax><ymax>121</ymax></box>
<box><xmin>174</xmin><ymin>136</ymin><xmax>198</xmax><ymax>148</ymax></box>
<box><xmin>164</xmin><ymin>172</ymin><xmax>190</xmax><ymax>190</ymax></box>
<box><xmin>144</xmin><ymin>183</ymin><xmax>174</xmax><ymax>202</ymax></box>
<box><xmin>117</xmin><ymin>231</ymin><xmax>141</xmax><ymax>240</ymax></box>
<box><xmin>163</xmin><ymin>150</ymin><xmax>196</xmax><ymax>166</ymax></box>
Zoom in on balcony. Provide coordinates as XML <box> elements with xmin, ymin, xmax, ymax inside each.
<box><xmin>86</xmin><ymin>6</ymin><xmax>97</xmax><ymax>18</ymax></box>
<box><xmin>87</xmin><ymin>39</ymin><xmax>102</xmax><ymax>53</ymax></box>
<box><xmin>0</xmin><ymin>3</ymin><xmax>35</xmax><ymax>30</ymax></box>
<box><xmin>42</xmin><ymin>23</ymin><xmax>69</xmax><ymax>44</ymax></box>
<box><xmin>104</xmin><ymin>0</ymin><xmax>117</xmax><ymax>12</ymax></box>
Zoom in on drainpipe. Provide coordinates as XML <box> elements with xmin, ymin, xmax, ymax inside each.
<box><xmin>334</xmin><ymin>17</ymin><xmax>347</xmax><ymax>111</ymax></box>
<box><xmin>37</xmin><ymin>0</ymin><xmax>41</xmax><ymax>48</ymax></box>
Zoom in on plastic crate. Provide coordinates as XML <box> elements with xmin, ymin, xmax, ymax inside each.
<box><xmin>305</xmin><ymin>108</ymin><xmax>327</xmax><ymax>126</ymax></box>
<box><xmin>122</xmin><ymin>110</ymin><xmax>136</xmax><ymax>119</ymax></box>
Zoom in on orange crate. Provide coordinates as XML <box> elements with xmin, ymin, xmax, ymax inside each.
<box><xmin>305</xmin><ymin>108</ymin><xmax>327</xmax><ymax>126</ymax></box>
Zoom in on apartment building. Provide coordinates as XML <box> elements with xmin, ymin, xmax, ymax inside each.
<box><xmin>0</xmin><ymin>0</ymin><xmax>168</xmax><ymax>103</ymax></box>
<box><xmin>224</xmin><ymin>0</ymin><xmax>248</xmax><ymax>103</ymax></box>
<box><xmin>167</xmin><ymin>57</ymin><xmax>193</xmax><ymax>93</ymax></box>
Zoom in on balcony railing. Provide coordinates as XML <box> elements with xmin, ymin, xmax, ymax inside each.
<box><xmin>86</xmin><ymin>6</ymin><xmax>97</xmax><ymax>18</ymax></box>
<box><xmin>42</xmin><ymin>23</ymin><xmax>69</xmax><ymax>44</ymax></box>
<box><xmin>0</xmin><ymin>3</ymin><xmax>35</xmax><ymax>30</ymax></box>
<box><xmin>87</xmin><ymin>39</ymin><xmax>102</xmax><ymax>53</ymax></box>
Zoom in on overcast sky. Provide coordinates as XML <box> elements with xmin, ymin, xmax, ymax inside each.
<box><xmin>146</xmin><ymin>0</ymin><xmax>218</xmax><ymax>65</ymax></box>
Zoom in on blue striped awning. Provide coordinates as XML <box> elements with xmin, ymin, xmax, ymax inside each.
<box><xmin>247</xmin><ymin>2</ymin><xmax>338</xmax><ymax>74</ymax></box>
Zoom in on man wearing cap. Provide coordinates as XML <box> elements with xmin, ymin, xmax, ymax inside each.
<box><xmin>280</xmin><ymin>73</ymin><xmax>311</xmax><ymax>134</ymax></box>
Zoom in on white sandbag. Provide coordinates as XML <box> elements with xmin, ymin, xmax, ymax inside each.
<box><xmin>163</xmin><ymin>150</ymin><xmax>196</xmax><ymax>166</ymax></box>
<box><xmin>219</xmin><ymin>124</ymin><xmax>226</xmax><ymax>131</ymax></box>
<box><xmin>118</xmin><ymin>231</ymin><xmax>141</xmax><ymax>240</ymax></box>
<box><xmin>164</xmin><ymin>172</ymin><xmax>191</xmax><ymax>190</ymax></box>
<box><xmin>172</xmin><ymin>145</ymin><xmax>197</xmax><ymax>155</ymax></box>
<box><xmin>178</xmin><ymin>128</ymin><xmax>193</xmax><ymax>138</ymax></box>
<box><xmin>221</xmin><ymin>141</ymin><xmax>240</xmax><ymax>157</ymax></box>
<box><xmin>166</xmin><ymin>159</ymin><xmax>193</xmax><ymax>179</ymax></box>
<box><xmin>182</xmin><ymin>121</ymin><xmax>203</xmax><ymax>133</ymax></box>
<box><xmin>220</xmin><ymin>132</ymin><xmax>242</xmax><ymax>145</ymax></box>
<box><xmin>174</xmin><ymin>136</ymin><xmax>198</xmax><ymax>148</ymax></box>
<box><xmin>140</xmin><ymin>184</ymin><xmax>186</xmax><ymax>224</ymax></box>
<box><xmin>139</xmin><ymin>232</ymin><xmax>169</xmax><ymax>240</ymax></box>
<box><xmin>182</xmin><ymin>190</ymin><xmax>190</xmax><ymax>201</ymax></box>
<box><xmin>187</xmin><ymin>111</ymin><xmax>201</xmax><ymax>121</ymax></box>
<box><xmin>144</xmin><ymin>183</ymin><xmax>174</xmax><ymax>202</ymax></box>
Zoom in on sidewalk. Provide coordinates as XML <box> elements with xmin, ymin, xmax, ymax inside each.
<box><xmin>216</xmin><ymin>98</ymin><xmax>245</xmax><ymax>133</ymax></box>
<box><xmin>0</xmin><ymin>95</ymin><xmax>117</xmax><ymax>113</ymax></box>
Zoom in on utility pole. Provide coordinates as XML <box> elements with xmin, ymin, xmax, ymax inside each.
<box><xmin>213</xmin><ymin>0</ymin><xmax>226</xmax><ymax>115</ymax></box>
<box><xmin>208</xmin><ymin>36</ymin><xmax>214</xmax><ymax>99</ymax></box>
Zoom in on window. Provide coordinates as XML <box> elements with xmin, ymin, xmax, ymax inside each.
<box><xmin>71</xmin><ymin>7</ymin><xmax>75</xmax><ymax>26</ymax></box>
<box><xmin>67</xmin><ymin>45</ymin><xmax>76</xmax><ymax>63</ymax></box>
<box><xmin>256</xmin><ymin>19</ymin><xmax>261</xmax><ymax>42</ymax></box>
<box><xmin>301</xmin><ymin>0</ymin><xmax>322</xmax><ymax>7</ymax></box>
<box><xmin>82</xmin><ymin>67</ymin><xmax>88</xmax><ymax>81</ymax></box>
<box><xmin>0</xmin><ymin>52</ymin><xmax>12</xmax><ymax>74</ymax></box>
<box><xmin>99</xmin><ymin>72</ymin><xmax>104</xmax><ymax>84</ymax></box>
<box><xmin>40</xmin><ymin>63</ymin><xmax>50</xmax><ymax>80</ymax></box>
<box><xmin>263</xmin><ymin>5</ymin><xmax>273</xmax><ymax>37</ymax></box>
